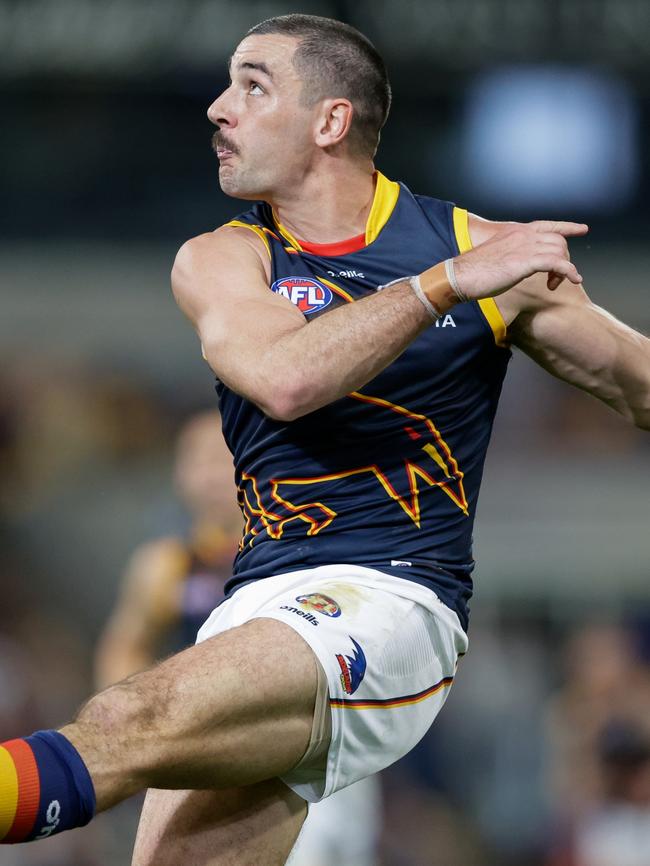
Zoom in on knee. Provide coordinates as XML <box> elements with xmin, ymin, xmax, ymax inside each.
<box><xmin>65</xmin><ymin>669</ymin><xmax>183</xmax><ymax>798</ymax></box>
<box><xmin>75</xmin><ymin>672</ymin><xmax>162</xmax><ymax>746</ymax></box>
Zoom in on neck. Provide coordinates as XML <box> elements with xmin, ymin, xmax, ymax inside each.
<box><xmin>269</xmin><ymin>158</ymin><xmax>376</xmax><ymax>244</ymax></box>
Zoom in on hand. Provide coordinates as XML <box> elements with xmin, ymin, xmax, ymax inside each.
<box><xmin>452</xmin><ymin>220</ymin><xmax>588</xmax><ymax>301</ymax></box>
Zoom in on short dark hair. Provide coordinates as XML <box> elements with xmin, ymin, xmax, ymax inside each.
<box><xmin>246</xmin><ymin>14</ymin><xmax>391</xmax><ymax>158</ymax></box>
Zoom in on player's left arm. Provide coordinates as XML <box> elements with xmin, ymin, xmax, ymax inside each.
<box><xmin>508</xmin><ymin>276</ymin><xmax>650</xmax><ymax>429</ymax></box>
<box><xmin>468</xmin><ymin>214</ymin><xmax>650</xmax><ymax>430</ymax></box>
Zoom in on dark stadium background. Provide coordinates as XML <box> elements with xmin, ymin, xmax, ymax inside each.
<box><xmin>1</xmin><ymin>1</ymin><xmax>649</xmax><ymax>864</ymax></box>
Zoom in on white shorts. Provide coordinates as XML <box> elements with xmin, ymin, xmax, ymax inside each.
<box><xmin>196</xmin><ymin>564</ymin><xmax>468</xmax><ymax>802</ymax></box>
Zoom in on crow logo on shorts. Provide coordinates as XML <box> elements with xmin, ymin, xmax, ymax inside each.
<box><xmin>271</xmin><ymin>277</ymin><xmax>333</xmax><ymax>314</ymax></box>
<box><xmin>295</xmin><ymin>593</ymin><xmax>341</xmax><ymax>618</ymax></box>
<box><xmin>336</xmin><ymin>638</ymin><xmax>366</xmax><ymax>695</ymax></box>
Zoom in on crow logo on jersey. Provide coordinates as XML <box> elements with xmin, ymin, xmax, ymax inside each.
<box><xmin>271</xmin><ymin>277</ymin><xmax>333</xmax><ymax>314</ymax></box>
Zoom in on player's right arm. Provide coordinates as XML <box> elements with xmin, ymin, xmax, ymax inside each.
<box><xmin>94</xmin><ymin>538</ymin><xmax>186</xmax><ymax>689</ymax></box>
<box><xmin>172</xmin><ymin>221</ymin><xmax>586</xmax><ymax>421</ymax></box>
<box><xmin>172</xmin><ymin>226</ymin><xmax>436</xmax><ymax>420</ymax></box>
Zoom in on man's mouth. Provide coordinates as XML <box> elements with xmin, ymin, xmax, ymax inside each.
<box><xmin>212</xmin><ymin>133</ymin><xmax>238</xmax><ymax>162</ymax></box>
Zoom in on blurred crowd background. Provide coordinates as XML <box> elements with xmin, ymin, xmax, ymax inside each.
<box><xmin>1</xmin><ymin>0</ymin><xmax>649</xmax><ymax>863</ymax></box>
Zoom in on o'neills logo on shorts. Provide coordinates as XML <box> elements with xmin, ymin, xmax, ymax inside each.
<box><xmin>295</xmin><ymin>593</ymin><xmax>341</xmax><ymax>618</ymax></box>
<box><xmin>279</xmin><ymin>605</ymin><xmax>319</xmax><ymax>626</ymax></box>
<box><xmin>336</xmin><ymin>637</ymin><xmax>367</xmax><ymax>695</ymax></box>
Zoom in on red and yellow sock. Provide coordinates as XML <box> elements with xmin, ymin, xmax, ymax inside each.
<box><xmin>0</xmin><ymin>731</ymin><xmax>95</xmax><ymax>843</ymax></box>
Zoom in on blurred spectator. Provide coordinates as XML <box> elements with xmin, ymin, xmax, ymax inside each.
<box><xmin>95</xmin><ymin>409</ymin><xmax>241</xmax><ymax>685</ymax></box>
<box><xmin>571</xmin><ymin>722</ymin><xmax>650</xmax><ymax>866</ymax></box>
<box><xmin>545</xmin><ymin>623</ymin><xmax>650</xmax><ymax>865</ymax></box>
<box><xmin>380</xmin><ymin>770</ymin><xmax>491</xmax><ymax>866</ymax></box>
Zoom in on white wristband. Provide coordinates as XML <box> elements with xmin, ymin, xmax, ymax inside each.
<box><xmin>444</xmin><ymin>258</ymin><xmax>468</xmax><ymax>303</ymax></box>
<box><xmin>407</xmin><ymin>275</ymin><xmax>441</xmax><ymax>321</ymax></box>
<box><xmin>376</xmin><ymin>274</ymin><xmax>440</xmax><ymax>321</ymax></box>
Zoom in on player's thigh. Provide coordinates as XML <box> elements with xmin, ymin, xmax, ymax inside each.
<box><xmin>141</xmin><ymin>617</ymin><xmax>318</xmax><ymax>787</ymax></box>
<box><xmin>71</xmin><ymin>618</ymin><xmax>319</xmax><ymax>798</ymax></box>
<box><xmin>132</xmin><ymin>779</ymin><xmax>308</xmax><ymax>866</ymax></box>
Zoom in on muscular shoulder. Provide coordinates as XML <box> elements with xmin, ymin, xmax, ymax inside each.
<box><xmin>172</xmin><ymin>225</ymin><xmax>271</xmax><ymax>312</ymax></box>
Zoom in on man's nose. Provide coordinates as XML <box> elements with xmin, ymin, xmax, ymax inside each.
<box><xmin>207</xmin><ymin>91</ymin><xmax>235</xmax><ymax>128</ymax></box>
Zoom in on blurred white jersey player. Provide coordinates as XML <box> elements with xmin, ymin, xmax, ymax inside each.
<box><xmin>289</xmin><ymin>775</ymin><xmax>380</xmax><ymax>866</ymax></box>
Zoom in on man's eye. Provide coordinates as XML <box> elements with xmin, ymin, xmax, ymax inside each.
<box><xmin>249</xmin><ymin>81</ymin><xmax>264</xmax><ymax>95</ymax></box>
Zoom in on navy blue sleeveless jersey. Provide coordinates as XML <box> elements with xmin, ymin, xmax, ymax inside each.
<box><xmin>217</xmin><ymin>173</ymin><xmax>511</xmax><ymax>631</ymax></box>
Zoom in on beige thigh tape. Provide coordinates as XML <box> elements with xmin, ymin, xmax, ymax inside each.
<box><xmin>290</xmin><ymin>657</ymin><xmax>331</xmax><ymax>781</ymax></box>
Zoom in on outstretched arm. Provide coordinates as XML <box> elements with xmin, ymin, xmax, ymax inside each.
<box><xmin>510</xmin><ymin>276</ymin><xmax>650</xmax><ymax>430</ymax></box>
<box><xmin>467</xmin><ymin>215</ymin><xmax>650</xmax><ymax>430</ymax></box>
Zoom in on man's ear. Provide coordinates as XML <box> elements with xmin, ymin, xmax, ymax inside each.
<box><xmin>313</xmin><ymin>98</ymin><xmax>354</xmax><ymax>148</ymax></box>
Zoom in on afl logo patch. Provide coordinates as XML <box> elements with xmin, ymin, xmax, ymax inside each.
<box><xmin>271</xmin><ymin>277</ymin><xmax>333</xmax><ymax>314</ymax></box>
<box><xmin>295</xmin><ymin>593</ymin><xmax>341</xmax><ymax>618</ymax></box>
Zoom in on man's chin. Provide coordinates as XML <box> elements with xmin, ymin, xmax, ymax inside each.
<box><xmin>218</xmin><ymin>169</ymin><xmax>261</xmax><ymax>201</ymax></box>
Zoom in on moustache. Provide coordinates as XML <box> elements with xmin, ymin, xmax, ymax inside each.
<box><xmin>211</xmin><ymin>131</ymin><xmax>239</xmax><ymax>155</ymax></box>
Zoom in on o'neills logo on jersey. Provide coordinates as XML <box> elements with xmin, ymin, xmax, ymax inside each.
<box><xmin>271</xmin><ymin>277</ymin><xmax>333</xmax><ymax>314</ymax></box>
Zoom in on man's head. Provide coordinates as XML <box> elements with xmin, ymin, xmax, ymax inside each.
<box><xmin>208</xmin><ymin>14</ymin><xmax>391</xmax><ymax>199</ymax></box>
<box><xmin>246</xmin><ymin>15</ymin><xmax>391</xmax><ymax>158</ymax></box>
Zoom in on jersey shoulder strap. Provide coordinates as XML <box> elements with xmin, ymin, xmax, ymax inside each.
<box><xmin>221</xmin><ymin>202</ymin><xmax>278</xmax><ymax>259</ymax></box>
<box><xmin>412</xmin><ymin>192</ymin><xmax>473</xmax><ymax>257</ymax></box>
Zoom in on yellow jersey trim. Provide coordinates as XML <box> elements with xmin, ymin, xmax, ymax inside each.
<box><xmin>452</xmin><ymin>207</ymin><xmax>509</xmax><ymax>348</ymax></box>
<box><xmin>478</xmin><ymin>298</ymin><xmax>508</xmax><ymax>348</ymax></box>
<box><xmin>271</xmin><ymin>210</ymin><xmax>303</xmax><ymax>252</ymax></box>
<box><xmin>270</xmin><ymin>171</ymin><xmax>399</xmax><ymax>251</ymax></box>
<box><xmin>319</xmin><ymin>275</ymin><xmax>355</xmax><ymax>304</ymax></box>
<box><xmin>365</xmin><ymin>172</ymin><xmax>400</xmax><ymax>245</ymax></box>
<box><xmin>224</xmin><ymin>220</ymin><xmax>271</xmax><ymax>259</ymax></box>
<box><xmin>452</xmin><ymin>206</ymin><xmax>473</xmax><ymax>254</ymax></box>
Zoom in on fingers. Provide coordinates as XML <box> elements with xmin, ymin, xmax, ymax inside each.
<box><xmin>531</xmin><ymin>255</ymin><xmax>582</xmax><ymax>286</ymax></box>
<box><xmin>529</xmin><ymin>227</ymin><xmax>582</xmax><ymax>287</ymax></box>
<box><xmin>455</xmin><ymin>219</ymin><xmax>585</xmax><ymax>302</ymax></box>
<box><xmin>532</xmin><ymin>220</ymin><xmax>589</xmax><ymax>237</ymax></box>
<box><xmin>535</xmin><ymin>237</ymin><xmax>575</xmax><ymax>289</ymax></box>
<box><xmin>536</xmin><ymin>233</ymin><xmax>570</xmax><ymax>250</ymax></box>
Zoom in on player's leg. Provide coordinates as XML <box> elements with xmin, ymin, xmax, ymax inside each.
<box><xmin>130</xmin><ymin>630</ymin><xmax>331</xmax><ymax>865</ymax></box>
<box><xmin>66</xmin><ymin>618</ymin><xmax>318</xmax><ymax>806</ymax></box>
<box><xmin>0</xmin><ymin>618</ymin><xmax>319</xmax><ymax>843</ymax></box>
<box><xmin>131</xmin><ymin>780</ymin><xmax>307</xmax><ymax>866</ymax></box>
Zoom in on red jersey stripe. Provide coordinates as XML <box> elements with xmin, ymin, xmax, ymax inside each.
<box><xmin>298</xmin><ymin>232</ymin><xmax>366</xmax><ymax>256</ymax></box>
